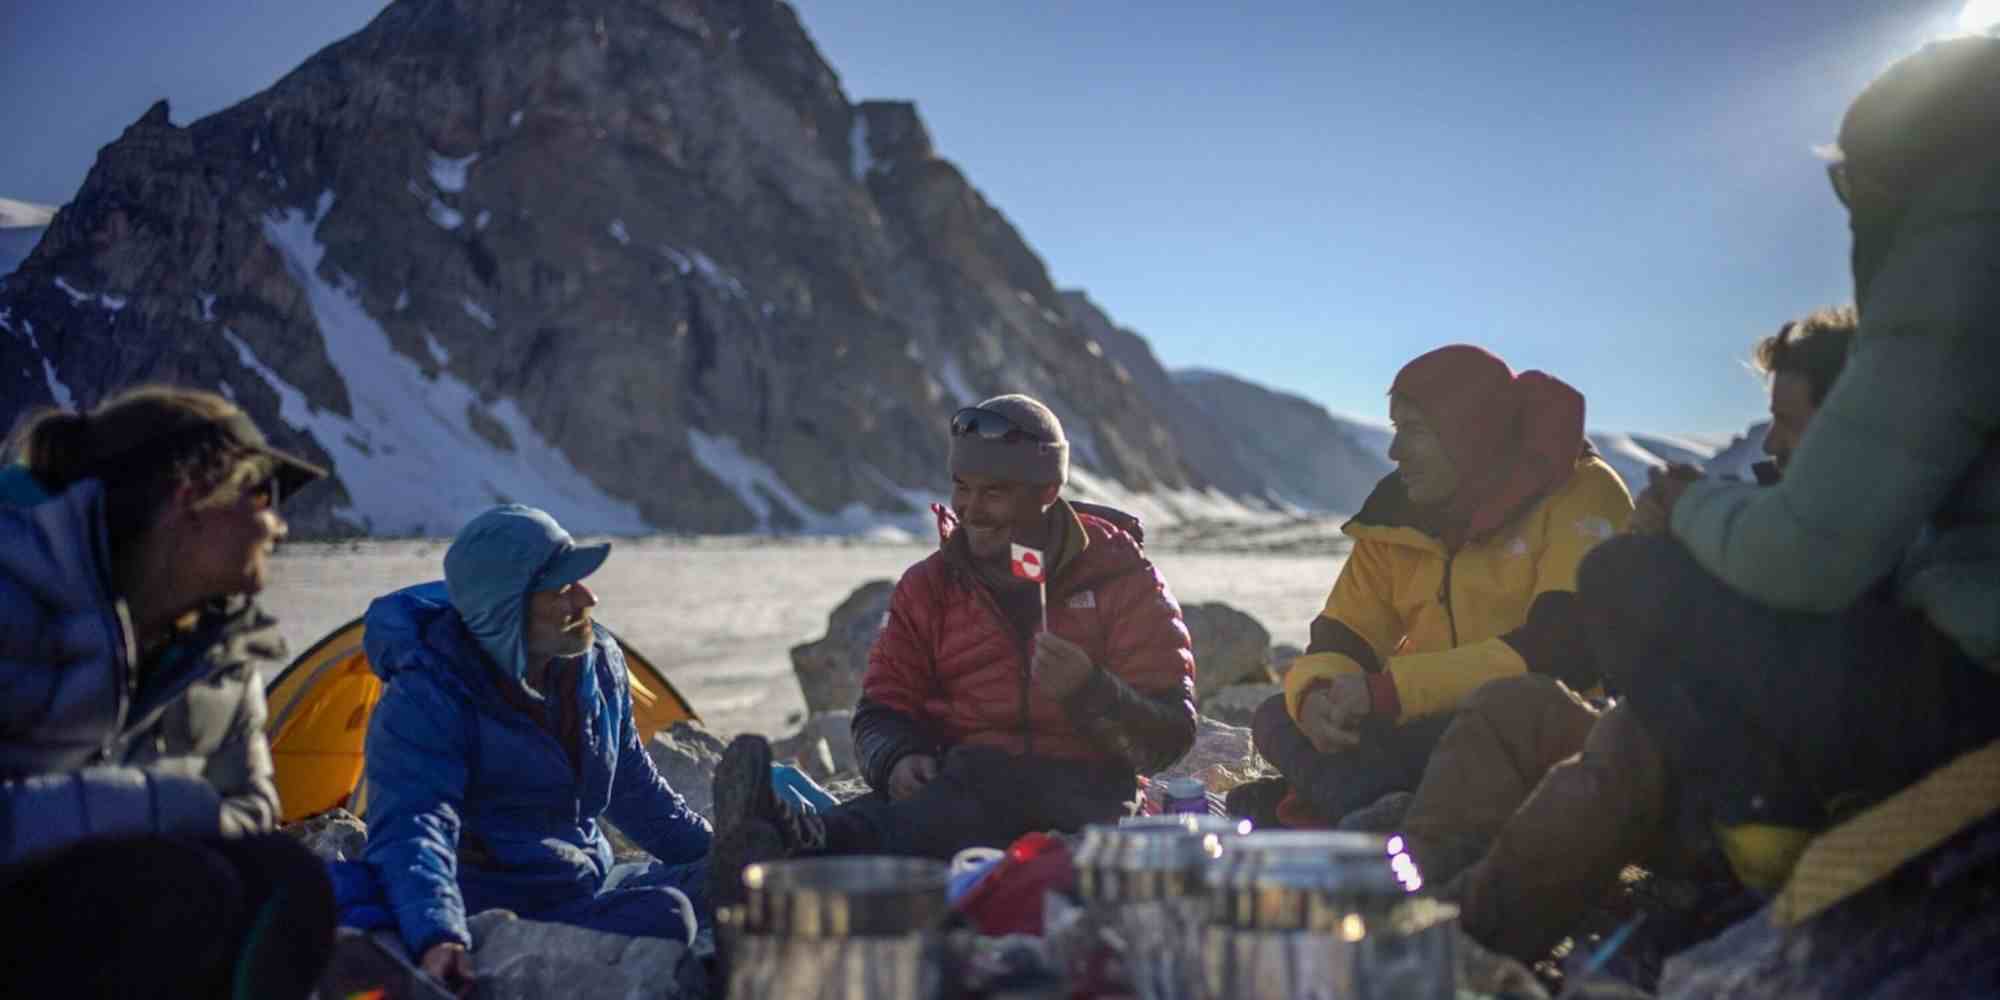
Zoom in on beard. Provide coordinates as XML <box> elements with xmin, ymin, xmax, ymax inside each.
<box><xmin>529</xmin><ymin>619</ymin><xmax>594</xmax><ymax>665</ymax></box>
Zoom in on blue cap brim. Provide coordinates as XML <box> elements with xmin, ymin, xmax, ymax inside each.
<box><xmin>534</xmin><ymin>542</ymin><xmax>610</xmax><ymax>592</ymax></box>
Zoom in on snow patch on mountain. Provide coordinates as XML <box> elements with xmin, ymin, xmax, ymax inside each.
<box><xmin>428</xmin><ymin>152</ymin><xmax>478</xmax><ymax>193</ymax></box>
<box><xmin>232</xmin><ymin>190</ymin><xmax>650</xmax><ymax>535</ymax></box>
<box><xmin>1</xmin><ymin>312</ymin><xmax>74</xmax><ymax>408</ymax></box>
<box><xmin>1590</xmin><ymin>429</ymin><xmax>1768</xmax><ymax>493</ymax></box>
<box><xmin>687</xmin><ymin>428</ymin><xmax>915</xmax><ymax>535</ymax></box>
<box><xmin>848</xmin><ymin>115</ymin><xmax>873</xmax><ymax>180</ymax></box>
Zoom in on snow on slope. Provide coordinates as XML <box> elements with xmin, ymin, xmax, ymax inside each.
<box><xmin>0</xmin><ymin>199</ymin><xmax>53</xmax><ymax>228</ymax></box>
<box><xmin>686</xmin><ymin>428</ymin><xmax>927</xmax><ymax>538</ymax></box>
<box><xmin>230</xmin><ymin>190</ymin><xmax>652</xmax><ymax>536</ymax></box>
<box><xmin>1590</xmin><ymin>427</ymin><xmax>1767</xmax><ymax>494</ymax></box>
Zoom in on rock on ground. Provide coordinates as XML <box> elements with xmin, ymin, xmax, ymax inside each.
<box><xmin>788</xmin><ymin>581</ymin><xmax>893</xmax><ymax>716</ymax></box>
<box><xmin>467</xmin><ymin>911</ymin><xmax>698</xmax><ymax>1000</ymax></box>
<box><xmin>288</xmin><ymin>807</ymin><xmax>369</xmax><ymax>862</ymax></box>
<box><xmin>771</xmin><ymin>709</ymin><xmax>858</xmax><ymax>781</ymax></box>
<box><xmin>1201</xmin><ymin>683</ymin><xmax>1281</xmax><ymax>728</ymax></box>
<box><xmin>1182</xmin><ymin>602</ymin><xmax>1273</xmax><ymax>700</ymax></box>
<box><xmin>648</xmin><ymin>720</ymin><xmax>728</xmax><ymax>822</ymax></box>
<box><xmin>1268</xmin><ymin>643</ymin><xmax>1303</xmax><ymax>680</ymax></box>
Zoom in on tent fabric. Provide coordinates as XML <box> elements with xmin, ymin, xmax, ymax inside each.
<box><xmin>264</xmin><ymin>619</ymin><xmax>696</xmax><ymax>824</ymax></box>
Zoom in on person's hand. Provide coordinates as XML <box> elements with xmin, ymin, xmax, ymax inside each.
<box><xmin>1299</xmin><ymin>674</ymin><xmax>1371</xmax><ymax>753</ymax></box>
<box><xmin>1633</xmin><ymin>463</ymin><xmax>1702</xmax><ymax>532</ymax></box>
<box><xmin>420</xmin><ymin>941</ymin><xmax>475</xmax><ymax>997</ymax></box>
<box><xmin>1627</xmin><ymin>492</ymin><xmax>1669</xmax><ymax>535</ymax></box>
<box><xmin>888</xmin><ymin>753</ymin><xmax>939</xmax><ymax>801</ymax></box>
<box><xmin>1031</xmin><ymin>632</ymin><xmax>1096</xmax><ymax>700</ymax></box>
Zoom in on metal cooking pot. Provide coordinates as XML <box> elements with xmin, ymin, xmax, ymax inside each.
<box><xmin>1198</xmin><ymin>833</ymin><xmax>1455</xmax><ymax>1000</ymax></box>
<box><xmin>723</xmin><ymin>856</ymin><xmax>952</xmax><ymax>1000</ymax></box>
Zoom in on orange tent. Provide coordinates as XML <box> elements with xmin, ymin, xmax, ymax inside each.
<box><xmin>264</xmin><ymin>619</ymin><xmax>696</xmax><ymax>823</ymax></box>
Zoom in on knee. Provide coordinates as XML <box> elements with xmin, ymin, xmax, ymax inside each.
<box><xmin>1458</xmin><ymin>673</ymin><xmax>1566</xmax><ymax>719</ymax></box>
<box><xmin>1250</xmin><ymin>693</ymin><xmax>1296</xmax><ymax>761</ymax></box>
<box><xmin>1575</xmin><ymin>534</ymin><xmax>1678</xmax><ymax>609</ymax></box>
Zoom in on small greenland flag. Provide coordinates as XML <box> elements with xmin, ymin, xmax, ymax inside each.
<box><xmin>1010</xmin><ymin>543</ymin><xmax>1046</xmax><ymax>583</ymax></box>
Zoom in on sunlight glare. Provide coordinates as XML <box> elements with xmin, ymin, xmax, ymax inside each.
<box><xmin>1959</xmin><ymin>0</ymin><xmax>2000</xmax><ymax>35</ymax></box>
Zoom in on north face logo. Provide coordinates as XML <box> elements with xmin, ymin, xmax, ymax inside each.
<box><xmin>1574</xmin><ymin>516</ymin><xmax>1615</xmax><ymax>541</ymax></box>
<box><xmin>1068</xmin><ymin>590</ymin><xmax>1097</xmax><ymax>609</ymax></box>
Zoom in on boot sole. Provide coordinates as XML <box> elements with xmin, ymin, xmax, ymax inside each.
<box><xmin>714</xmin><ymin>735</ymin><xmax>777</xmax><ymax>838</ymax></box>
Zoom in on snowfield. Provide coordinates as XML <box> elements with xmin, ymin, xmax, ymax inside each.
<box><xmin>261</xmin><ymin>536</ymin><xmax>1347</xmax><ymax>738</ymax></box>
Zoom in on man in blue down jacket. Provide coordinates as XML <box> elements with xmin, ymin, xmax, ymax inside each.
<box><xmin>362</xmin><ymin>506</ymin><xmax>710</xmax><ymax>991</ymax></box>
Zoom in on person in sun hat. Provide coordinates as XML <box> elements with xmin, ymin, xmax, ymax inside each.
<box><xmin>360</xmin><ymin>505</ymin><xmax>712</xmax><ymax>995</ymax></box>
<box><xmin>704</xmin><ymin>393</ymin><xmax>1198</xmax><ymax>907</ymax></box>
<box><xmin>0</xmin><ymin>385</ymin><xmax>335</xmax><ymax>999</ymax></box>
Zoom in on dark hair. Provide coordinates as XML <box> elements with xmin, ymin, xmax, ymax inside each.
<box><xmin>1752</xmin><ymin>306</ymin><xmax>1857</xmax><ymax>406</ymax></box>
<box><xmin>7</xmin><ymin>386</ymin><xmax>275</xmax><ymax>552</ymax></box>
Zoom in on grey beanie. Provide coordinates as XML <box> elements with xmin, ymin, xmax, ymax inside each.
<box><xmin>949</xmin><ymin>394</ymin><xmax>1070</xmax><ymax>485</ymax></box>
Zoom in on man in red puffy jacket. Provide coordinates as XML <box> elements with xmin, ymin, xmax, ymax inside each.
<box><xmin>708</xmin><ymin>394</ymin><xmax>1198</xmax><ymax>903</ymax></box>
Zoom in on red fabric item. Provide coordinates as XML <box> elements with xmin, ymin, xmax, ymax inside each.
<box><xmin>1365</xmin><ymin>671</ymin><xmax>1403</xmax><ymax>720</ymax></box>
<box><xmin>954</xmin><ymin>832</ymin><xmax>1077</xmax><ymax>936</ymax></box>
<box><xmin>864</xmin><ymin>503</ymin><xmax>1196</xmax><ymax>763</ymax></box>
<box><xmin>1390</xmin><ymin>345</ymin><xmax>1588</xmax><ymax>545</ymax></box>
<box><xmin>1275</xmin><ymin>790</ymin><xmax>1335</xmax><ymax>830</ymax></box>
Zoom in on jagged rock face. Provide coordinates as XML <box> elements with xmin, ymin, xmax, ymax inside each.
<box><xmin>1062</xmin><ymin>290</ymin><xmax>1267</xmax><ymax>500</ymax></box>
<box><xmin>0</xmin><ymin>0</ymin><xmax>1215</xmax><ymax>536</ymax></box>
<box><xmin>1174</xmin><ymin>368</ymin><xmax>1396</xmax><ymax>515</ymax></box>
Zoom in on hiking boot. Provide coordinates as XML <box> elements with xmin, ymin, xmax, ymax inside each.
<box><xmin>714</xmin><ymin>735</ymin><xmax>781</xmax><ymax>837</ymax></box>
<box><xmin>1224</xmin><ymin>776</ymin><xmax>1290</xmax><ymax>829</ymax></box>
<box><xmin>713</xmin><ymin>734</ymin><xmax>827</xmax><ymax>854</ymax></box>
<box><xmin>1337</xmin><ymin>790</ymin><xmax>1414</xmax><ymax>835</ymax></box>
<box><xmin>708</xmin><ymin>819</ymin><xmax>788</xmax><ymax>909</ymax></box>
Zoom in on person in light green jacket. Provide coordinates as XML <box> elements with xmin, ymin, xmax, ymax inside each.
<box><xmin>1579</xmin><ymin>35</ymin><xmax>2000</xmax><ymax>896</ymax></box>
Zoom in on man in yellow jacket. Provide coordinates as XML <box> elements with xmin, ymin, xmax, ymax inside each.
<box><xmin>1246</xmin><ymin>344</ymin><xmax>1632</xmax><ymax>828</ymax></box>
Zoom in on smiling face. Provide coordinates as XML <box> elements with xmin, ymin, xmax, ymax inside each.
<box><xmin>950</xmin><ymin>470</ymin><xmax>1058</xmax><ymax>562</ymax></box>
<box><xmin>1388</xmin><ymin>395</ymin><xmax>1459</xmax><ymax>506</ymax></box>
<box><xmin>1763</xmin><ymin>371</ymin><xmax>1819</xmax><ymax>473</ymax></box>
<box><xmin>524</xmin><ymin>580</ymin><xmax>598</xmax><ymax>665</ymax></box>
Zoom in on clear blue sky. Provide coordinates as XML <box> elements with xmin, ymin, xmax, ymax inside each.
<box><xmin>0</xmin><ymin>1</ymin><xmax>1977</xmax><ymax>431</ymax></box>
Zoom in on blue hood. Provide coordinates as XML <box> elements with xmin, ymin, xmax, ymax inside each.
<box><xmin>442</xmin><ymin>505</ymin><xmax>610</xmax><ymax>682</ymax></box>
<box><xmin>0</xmin><ymin>465</ymin><xmax>53</xmax><ymax>508</ymax></box>
<box><xmin>362</xmin><ymin>582</ymin><xmax>484</xmax><ymax>685</ymax></box>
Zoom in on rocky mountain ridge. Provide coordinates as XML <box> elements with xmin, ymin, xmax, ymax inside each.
<box><xmin>0</xmin><ymin>0</ymin><xmax>1756</xmax><ymax>537</ymax></box>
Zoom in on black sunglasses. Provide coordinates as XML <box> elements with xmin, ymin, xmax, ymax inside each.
<box><xmin>1827</xmin><ymin>161</ymin><xmax>1852</xmax><ymax>209</ymax></box>
<box><xmin>949</xmin><ymin>407</ymin><xmax>1046</xmax><ymax>444</ymax></box>
<box><xmin>247</xmin><ymin>476</ymin><xmax>280</xmax><ymax>511</ymax></box>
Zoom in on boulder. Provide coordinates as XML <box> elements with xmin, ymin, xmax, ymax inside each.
<box><xmin>1182</xmin><ymin>602</ymin><xmax>1272</xmax><ymax>700</ymax></box>
<box><xmin>287</xmin><ymin>807</ymin><xmax>368</xmax><ymax>862</ymax></box>
<box><xmin>467</xmin><ymin>911</ymin><xmax>698</xmax><ymax>1000</ymax></box>
<box><xmin>1268</xmin><ymin>644</ymin><xmax>1303</xmax><ymax>680</ymax></box>
<box><xmin>1202</xmin><ymin>683</ymin><xmax>1281</xmax><ymax>728</ymax></box>
<box><xmin>647</xmin><ymin>720</ymin><xmax>728</xmax><ymax>822</ymax></box>
<box><xmin>789</xmin><ymin>581</ymin><xmax>893</xmax><ymax>716</ymax></box>
<box><xmin>1153</xmin><ymin>716</ymin><xmax>1267</xmax><ymax>795</ymax></box>
<box><xmin>771</xmin><ymin>709</ymin><xmax>858</xmax><ymax>781</ymax></box>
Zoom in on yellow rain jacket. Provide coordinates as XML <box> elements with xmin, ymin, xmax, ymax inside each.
<box><xmin>1285</xmin><ymin>456</ymin><xmax>1632</xmax><ymax>722</ymax></box>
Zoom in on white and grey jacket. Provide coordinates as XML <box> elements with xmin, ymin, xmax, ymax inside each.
<box><xmin>0</xmin><ymin>474</ymin><xmax>283</xmax><ymax>864</ymax></box>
